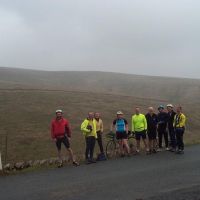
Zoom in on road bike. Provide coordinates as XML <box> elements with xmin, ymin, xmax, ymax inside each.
<box><xmin>105</xmin><ymin>131</ymin><xmax>136</xmax><ymax>159</ymax></box>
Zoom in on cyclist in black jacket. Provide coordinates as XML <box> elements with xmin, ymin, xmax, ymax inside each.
<box><xmin>167</xmin><ymin>104</ymin><xmax>176</xmax><ymax>152</ymax></box>
<box><xmin>146</xmin><ymin>107</ymin><xmax>158</xmax><ymax>153</ymax></box>
<box><xmin>157</xmin><ymin>105</ymin><xmax>169</xmax><ymax>151</ymax></box>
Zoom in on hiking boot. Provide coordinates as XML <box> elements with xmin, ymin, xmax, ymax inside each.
<box><xmin>169</xmin><ymin>148</ymin><xmax>176</xmax><ymax>152</ymax></box>
<box><xmin>90</xmin><ymin>159</ymin><xmax>97</xmax><ymax>163</ymax></box>
<box><xmin>73</xmin><ymin>161</ymin><xmax>80</xmax><ymax>167</ymax></box>
<box><xmin>176</xmin><ymin>149</ymin><xmax>184</xmax><ymax>154</ymax></box>
<box><xmin>86</xmin><ymin>159</ymin><xmax>92</xmax><ymax>164</ymax></box>
<box><xmin>152</xmin><ymin>149</ymin><xmax>157</xmax><ymax>153</ymax></box>
<box><xmin>146</xmin><ymin>150</ymin><xmax>151</xmax><ymax>155</ymax></box>
<box><xmin>157</xmin><ymin>148</ymin><xmax>163</xmax><ymax>152</ymax></box>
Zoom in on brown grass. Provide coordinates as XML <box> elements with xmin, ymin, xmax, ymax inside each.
<box><xmin>0</xmin><ymin>89</ymin><xmax>199</xmax><ymax>164</ymax></box>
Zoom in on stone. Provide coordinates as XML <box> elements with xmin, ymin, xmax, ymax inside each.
<box><xmin>14</xmin><ymin>162</ymin><xmax>25</xmax><ymax>170</ymax></box>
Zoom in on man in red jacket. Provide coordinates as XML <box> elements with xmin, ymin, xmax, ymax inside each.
<box><xmin>51</xmin><ymin>109</ymin><xmax>79</xmax><ymax>167</ymax></box>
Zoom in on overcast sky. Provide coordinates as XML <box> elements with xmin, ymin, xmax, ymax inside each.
<box><xmin>0</xmin><ymin>0</ymin><xmax>200</xmax><ymax>78</ymax></box>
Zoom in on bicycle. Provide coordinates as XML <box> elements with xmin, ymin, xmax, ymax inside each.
<box><xmin>105</xmin><ymin>131</ymin><xmax>136</xmax><ymax>159</ymax></box>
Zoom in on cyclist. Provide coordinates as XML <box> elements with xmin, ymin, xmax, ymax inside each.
<box><xmin>157</xmin><ymin>105</ymin><xmax>169</xmax><ymax>151</ymax></box>
<box><xmin>81</xmin><ymin>112</ymin><xmax>97</xmax><ymax>164</ymax></box>
<box><xmin>167</xmin><ymin>104</ymin><xmax>176</xmax><ymax>152</ymax></box>
<box><xmin>111</xmin><ymin>111</ymin><xmax>130</xmax><ymax>157</ymax></box>
<box><xmin>145</xmin><ymin>107</ymin><xmax>158</xmax><ymax>153</ymax></box>
<box><xmin>95</xmin><ymin>112</ymin><xmax>106</xmax><ymax>161</ymax></box>
<box><xmin>51</xmin><ymin>110</ymin><xmax>79</xmax><ymax>167</ymax></box>
<box><xmin>173</xmin><ymin>106</ymin><xmax>186</xmax><ymax>154</ymax></box>
<box><xmin>132</xmin><ymin>107</ymin><xmax>149</xmax><ymax>154</ymax></box>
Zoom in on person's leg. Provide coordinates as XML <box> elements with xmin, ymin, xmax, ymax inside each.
<box><xmin>135</xmin><ymin>133</ymin><xmax>141</xmax><ymax>152</ymax></box>
<box><xmin>175</xmin><ymin>129</ymin><xmax>181</xmax><ymax>150</ymax></box>
<box><xmin>122</xmin><ymin>139</ymin><xmax>130</xmax><ymax>154</ymax></box>
<box><xmin>152</xmin><ymin>130</ymin><xmax>157</xmax><ymax>151</ymax></box>
<box><xmin>56</xmin><ymin>139</ymin><xmax>62</xmax><ymax>160</ymax></box>
<box><xmin>118</xmin><ymin>140</ymin><xmax>124</xmax><ymax>155</ymax></box>
<box><xmin>177</xmin><ymin>129</ymin><xmax>184</xmax><ymax>151</ymax></box>
<box><xmin>142</xmin><ymin>132</ymin><xmax>149</xmax><ymax>152</ymax></box>
<box><xmin>90</xmin><ymin>136</ymin><xmax>96</xmax><ymax>160</ymax></box>
<box><xmin>158</xmin><ymin>129</ymin><xmax>163</xmax><ymax>149</ymax></box>
<box><xmin>148</xmin><ymin>131</ymin><xmax>153</xmax><ymax>151</ymax></box>
<box><xmin>97</xmin><ymin>131</ymin><xmax>104</xmax><ymax>154</ymax></box>
<box><xmin>148</xmin><ymin>139</ymin><xmax>152</xmax><ymax>151</ymax></box>
<box><xmin>152</xmin><ymin>139</ymin><xmax>157</xmax><ymax>152</ymax></box>
<box><xmin>163</xmin><ymin>129</ymin><xmax>169</xmax><ymax>149</ymax></box>
<box><xmin>169</xmin><ymin>129</ymin><xmax>176</xmax><ymax>149</ymax></box>
<box><xmin>85</xmin><ymin>137</ymin><xmax>90</xmax><ymax>160</ymax></box>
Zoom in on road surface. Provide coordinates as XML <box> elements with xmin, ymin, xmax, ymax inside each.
<box><xmin>0</xmin><ymin>145</ymin><xmax>200</xmax><ymax>200</ymax></box>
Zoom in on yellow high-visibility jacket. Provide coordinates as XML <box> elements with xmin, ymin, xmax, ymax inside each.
<box><xmin>132</xmin><ymin>114</ymin><xmax>147</xmax><ymax>132</ymax></box>
<box><xmin>81</xmin><ymin>119</ymin><xmax>97</xmax><ymax>138</ymax></box>
<box><xmin>173</xmin><ymin>113</ymin><xmax>186</xmax><ymax>128</ymax></box>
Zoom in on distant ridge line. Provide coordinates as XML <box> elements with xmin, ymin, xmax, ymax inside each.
<box><xmin>0</xmin><ymin>88</ymin><xmax>168</xmax><ymax>103</ymax></box>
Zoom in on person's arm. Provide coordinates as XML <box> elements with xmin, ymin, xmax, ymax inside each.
<box><xmin>144</xmin><ymin>115</ymin><xmax>147</xmax><ymax>131</ymax></box>
<box><xmin>124</xmin><ymin>119</ymin><xmax>129</xmax><ymax>134</ymax></box>
<box><xmin>131</xmin><ymin>116</ymin><xmax>135</xmax><ymax>132</ymax></box>
<box><xmin>100</xmin><ymin>119</ymin><xmax>104</xmax><ymax>133</ymax></box>
<box><xmin>65</xmin><ymin>121</ymin><xmax>72</xmax><ymax>138</ymax></box>
<box><xmin>111</xmin><ymin>120</ymin><xmax>116</xmax><ymax>132</ymax></box>
<box><xmin>81</xmin><ymin>120</ymin><xmax>90</xmax><ymax>136</ymax></box>
<box><xmin>173</xmin><ymin>115</ymin><xmax>176</xmax><ymax>128</ymax></box>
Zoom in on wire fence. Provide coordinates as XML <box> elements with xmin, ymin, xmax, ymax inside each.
<box><xmin>0</xmin><ymin>133</ymin><xmax>8</xmax><ymax>166</ymax></box>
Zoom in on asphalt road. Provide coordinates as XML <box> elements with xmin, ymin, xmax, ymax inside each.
<box><xmin>0</xmin><ymin>145</ymin><xmax>200</xmax><ymax>200</ymax></box>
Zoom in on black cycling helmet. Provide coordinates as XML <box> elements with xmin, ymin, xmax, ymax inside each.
<box><xmin>158</xmin><ymin>105</ymin><xmax>164</xmax><ymax>110</ymax></box>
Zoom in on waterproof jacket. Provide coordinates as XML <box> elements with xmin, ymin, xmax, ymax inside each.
<box><xmin>168</xmin><ymin>111</ymin><xmax>176</xmax><ymax>130</ymax></box>
<box><xmin>51</xmin><ymin>118</ymin><xmax>71</xmax><ymax>139</ymax></box>
<box><xmin>81</xmin><ymin>118</ymin><xmax>97</xmax><ymax>138</ymax></box>
<box><xmin>132</xmin><ymin>114</ymin><xmax>147</xmax><ymax>132</ymax></box>
<box><xmin>173</xmin><ymin>113</ymin><xmax>186</xmax><ymax>128</ymax></box>
<box><xmin>145</xmin><ymin>113</ymin><xmax>158</xmax><ymax>131</ymax></box>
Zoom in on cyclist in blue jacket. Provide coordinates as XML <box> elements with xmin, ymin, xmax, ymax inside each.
<box><xmin>111</xmin><ymin>111</ymin><xmax>130</xmax><ymax>156</ymax></box>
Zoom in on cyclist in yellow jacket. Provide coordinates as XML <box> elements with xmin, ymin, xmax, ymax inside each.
<box><xmin>173</xmin><ymin>106</ymin><xmax>186</xmax><ymax>154</ymax></box>
<box><xmin>94</xmin><ymin>112</ymin><xmax>105</xmax><ymax>160</ymax></box>
<box><xmin>81</xmin><ymin>112</ymin><xmax>97</xmax><ymax>164</ymax></box>
<box><xmin>132</xmin><ymin>107</ymin><xmax>149</xmax><ymax>154</ymax></box>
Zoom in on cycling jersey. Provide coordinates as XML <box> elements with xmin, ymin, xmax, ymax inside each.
<box><xmin>113</xmin><ymin>118</ymin><xmax>128</xmax><ymax>132</ymax></box>
<box><xmin>132</xmin><ymin>114</ymin><xmax>147</xmax><ymax>132</ymax></box>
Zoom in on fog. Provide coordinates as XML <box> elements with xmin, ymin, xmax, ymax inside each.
<box><xmin>0</xmin><ymin>0</ymin><xmax>200</xmax><ymax>78</ymax></box>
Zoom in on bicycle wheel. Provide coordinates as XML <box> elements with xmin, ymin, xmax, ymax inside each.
<box><xmin>128</xmin><ymin>136</ymin><xmax>136</xmax><ymax>154</ymax></box>
<box><xmin>106</xmin><ymin>140</ymin><xmax>117</xmax><ymax>159</ymax></box>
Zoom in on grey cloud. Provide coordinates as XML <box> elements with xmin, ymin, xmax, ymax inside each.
<box><xmin>0</xmin><ymin>0</ymin><xmax>200</xmax><ymax>78</ymax></box>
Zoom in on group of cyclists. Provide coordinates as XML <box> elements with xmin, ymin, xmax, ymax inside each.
<box><xmin>51</xmin><ymin>104</ymin><xmax>186</xmax><ymax>166</ymax></box>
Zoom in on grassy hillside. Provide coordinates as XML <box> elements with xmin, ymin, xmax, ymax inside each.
<box><xmin>0</xmin><ymin>67</ymin><xmax>199</xmax><ymax>163</ymax></box>
<box><xmin>0</xmin><ymin>89</ymin><xmax>199</xmax><ymax>163</ymax></box>
<box><xmin>0</xmin><ymin>67</ymin><xmax>200</xmax><ymax>104</ymax></box>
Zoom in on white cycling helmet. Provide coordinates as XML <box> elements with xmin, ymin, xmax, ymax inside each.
<box><xmin>117</xmin><ymin>111</ymin><xmax>123</xmax><ymax>115</ymax></box>
<box><xmin>56</xmin><ymin>109</ymin><xmax>63</xmax><ymax>113</ymax></box>
<box><xmin>167</xmin><ymin>104</ymin><xmax>174</xmax><ymax>108</ymax></box>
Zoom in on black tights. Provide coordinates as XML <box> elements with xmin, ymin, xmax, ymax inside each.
<box><xmin>85</xmin><ymin>136</ymin><xmax>96</xmax><ymax>160</ymax></box>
